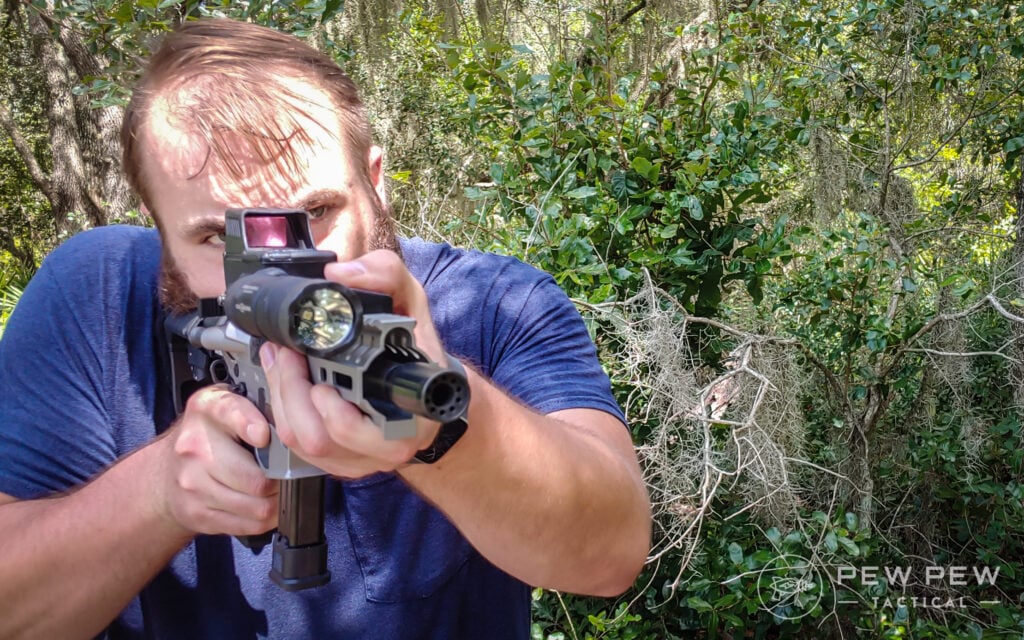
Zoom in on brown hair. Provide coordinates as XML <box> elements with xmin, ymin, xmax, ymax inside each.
<box><xmin>121</xmin><ymin>18</ymin><xmax>374</xmax><ymax>213</ymax></box>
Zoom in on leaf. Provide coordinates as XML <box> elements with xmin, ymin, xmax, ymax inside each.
<box><xmin>747</xmin><ymin>276</ymin><xmax>764</xmax><ymax>303</ymax></box>
<box><xmin>113</xmin><ymin>2</ymin><xmax>135</xmax><ymax>23</ymax></box>
<box><xmin>728</xmin><ymin>542</ymin><xmax>744</xmax><ymax>565</ymax></box>
<box><xmin>565</xmin><ymin>186</ymin><xmax>599</xmax><ymax>199</ymax></box>
<box><xmin>733</xmin><ymin>187</ymin><xmax>761</xmax><ymax>207</ymax></box>
<box><xmin>683</xmin><ymin>195</ymin><xmax>704</xmax><ymax>220</ymax></box>
<box><xmin>952</xmin><ymin>279</ymin><xmax>976</xmax><ymax>299</ymax></box>
<box><xmin>714</xmin><ymin>593</ymin><xmax>740</xmax><ymax>608</ymax></box>
<box><xmin>323</xmin><ymin>0</ymin><xmax>345</xmax><ymax>22</ymax></box>
<box><xmin>631</xmin><ymin>157</ymin><xmax>654</xmax><ymax>180</ymax></box>
<box><xmin>721</xmin><ymin>612</ymin><xmax>744</xmax><ymax>627</ymax></box>
<box><xmin>463</xmin><ymin>186</ymin><xmax>490</xmax><ymax>200</ymax></box>
<box><xmin>837</xmin><ymin>536</ymin><xmax>860</xmax><ymax>557</ymax></box>
<box><xmin>939</xmin><ymin>274</ymin><xmax>960</xmax><ymax>287</ymax></box>
<box><xmin>609</xmin><ymin>171</ymin><xmax>635</xmax><ymax>200</ymax></box>
<box><xmin>825</xmin><ymin>531</ymin><xmax>839</xmax><ymax>553</ymax></box>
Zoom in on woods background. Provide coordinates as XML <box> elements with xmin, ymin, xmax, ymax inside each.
<box><xmin>2</xmin><ymin>0</ymin><xmax>1023</xmax><ymax>637</ymax></box>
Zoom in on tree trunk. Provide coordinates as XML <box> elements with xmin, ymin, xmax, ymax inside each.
<box><xmin>0</xmin><ymin>98</ymin><xmax>51</xmax><ymax>201</ymax></box>
<box><xmin>48</xmin><ymin>13</ymin><xmax>134</xmax><ymax>218</ymax></box>
<box><xmin>1</xmin><ymin>4</ymin><xmax>136</xmax><ymax>237</ymax></box>
<box><xmin>27</xmin><ymin>9</ymin><xmax>107</xmax><ymax>231</ymax></box>
<box><xmin>1013</xmin><ymin>155</ymin><xmax>1024</xmax><ymax>408</ymax></box>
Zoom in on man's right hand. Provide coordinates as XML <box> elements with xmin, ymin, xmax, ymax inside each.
<box><xmin>156</xmin><ymin>385</ymin><xmax>280</xmax><ymax>537</ymax></box>
<box><xmin>0</xmin><ymin>385</ymin><xmax>277</xmax><ymax>638</ymax></box>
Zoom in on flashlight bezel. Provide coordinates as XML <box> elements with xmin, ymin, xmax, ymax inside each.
<box><xmin>288</xmin><ymin>281</ymin><xmax>362</xmax><ymax>358</ymax></box>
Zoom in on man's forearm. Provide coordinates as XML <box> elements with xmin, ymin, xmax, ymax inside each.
<box><xmin>400</xmin><ymin>367</ymin><xmax>651</xmax><ymax>596</ymax></box>
<box><xmin>0</xmin><ymin>438</ymin><xmax>194</xmax><ymax>640</ymax></box>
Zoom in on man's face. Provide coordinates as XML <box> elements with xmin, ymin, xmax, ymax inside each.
<box><xmin>140</xmin><ymin>78</ymin><xmax>391</xmax><ymax>312</ymax></box>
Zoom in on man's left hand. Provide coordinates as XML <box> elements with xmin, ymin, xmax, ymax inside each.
<box><xmin>259</xmin><ymin>250</ymin><xmax>443</xmax><ymax>478</ymax></box>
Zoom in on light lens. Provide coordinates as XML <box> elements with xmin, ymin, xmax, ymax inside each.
<box><xmin>293</xmin><ymin>287</ymin><xmax>355</xmax><ymax>352</ymax></box>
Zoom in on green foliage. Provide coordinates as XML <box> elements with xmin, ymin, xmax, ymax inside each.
<box><xmin>519</xmin><ymin>0</ymin><xmax>1024</xmax><ymax>637</ymax></box>
<box><xmin>775</xmin><ymin>213</ymin><xmax>906</xmax><ymax>363</ymax></box>
<box><xmin>444</xmin><ymin>12</ymin><xmax>799</xmax><ymax>316</ymax></box>
<box><xmin>347</xmin><ymin>6</ymin><xmax>481</xmax><ymax>235</ymax></box>
<box><xmin>3</xmin><ymin>0</ymin><xmax>1024</xmax><ymax>637</ymax></box>
<box><xmin>413</xmin><ymin>0</ymin><xmax>1024</xmax><ymax>636</ymax></box>
<box><xmin>44</xmin><ymin>0</ymin><xmax>346</xmax><ymax>109</ymax></box>
<box><xmin>532</xmin><ymin>590</ymin><xmax>654</xmax><ymax>640</ymax></box>
<box><xmin>0</xmin><ymin>18</ymin><xmax>48</xmax><ymax>274</ymax></box>
<box><xmin>0</xmin><ymin>282</ymin><xmax>24</xmax><ymax>341</ymax></box>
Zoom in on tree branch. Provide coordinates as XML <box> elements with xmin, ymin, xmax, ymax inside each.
<box><xmin>0</xmin><ymin>97</ymin><xmax>52</xmax><ymax>200</ymax></box>
<box><xmin>617</xmin><ymin>0</ymin><xmax>648</xmax><ymax>26</ymax></box>
<box><xmin>905</xmin><ymin>347</ymin><xmax>1020</xmax><ymax>364</ymax></box>
<box><xmin>882</xmin><ymin>294</ymin><xmax>1024</xmax><ymax>380</ymax></box>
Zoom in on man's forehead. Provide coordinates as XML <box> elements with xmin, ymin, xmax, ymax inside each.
<box><xmin>141</xmin><ymin>73</ymin><xmax>345</xmax><ymax>176</ymax></box>
<box><xmin>141</xmin><ymin>100</ymin><xmax>353</xmax><ymax>213</ymax></box>
<box><xmin>143</xmin><ymin>131</ymin><xmax>308</xmax><ymax>211</ymax></box>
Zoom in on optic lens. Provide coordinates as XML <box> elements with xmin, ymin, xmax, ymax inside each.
<box><xmin>293</xmin><ymin>287</ymin><xmax>355</xmax><ymax>352</ymax></box>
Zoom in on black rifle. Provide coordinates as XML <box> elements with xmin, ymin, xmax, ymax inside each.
<box><xmin>166</xmin><ymin>208</ymin><xmax>469</xmax><ymax>590</ymax></box>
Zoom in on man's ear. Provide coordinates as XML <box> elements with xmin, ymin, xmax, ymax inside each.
<box><xmin>368</xmin><ymin>145</ymin><xmax>387</xmax><ymax>207</ymax></box>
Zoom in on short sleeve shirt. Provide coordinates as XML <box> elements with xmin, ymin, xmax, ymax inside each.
<box><xmin>0</xmin><ymin>226</ymin><xmax>624</xmax><ymax>639</ymax></box>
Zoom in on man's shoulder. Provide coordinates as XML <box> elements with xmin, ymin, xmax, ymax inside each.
<box><xmin>399</xmin><ymin>237</ymin><xmax>552</xmax><ymax>292</ymax></box>
<box><xmin>32</xmin><ymin>225</ymin><xmax>162</xmax><ymax>314</ymax></box>
<box><xmin>46</xmin><ymin>224</ymin><xmax>160</xmax><ymax>274</ymax></box>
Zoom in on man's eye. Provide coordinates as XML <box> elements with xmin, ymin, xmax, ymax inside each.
<box><xmin>308</xmin><ymin>205</ymin><xmax>329</xmax><ymax>219</ymax></box>
<box><xmin>205</xmin><ymin>233</ymin><xmax>226</xmax><ymax>246</ymax></box>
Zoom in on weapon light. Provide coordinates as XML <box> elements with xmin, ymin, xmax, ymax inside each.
<box><xmin>224</xmin><ymin>270</ymin><xmax>362</xmax><ymax>358</ymax></box>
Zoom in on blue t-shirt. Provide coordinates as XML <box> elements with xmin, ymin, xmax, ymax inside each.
<box><xmin>0</xmin><ymin>226</ymin><xmax>624</xmax><ymax>639</ymax></box>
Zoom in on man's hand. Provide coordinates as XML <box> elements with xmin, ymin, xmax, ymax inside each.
<box><xmin>324</xmin><ymin>250</ymin><xmax>446</xmax><ymax>363</ymax></box>
<box><xmin>259</xmin><ymin>250</ymin><xmax>443</xmax><ymax>478</ymax></box>
<box><xmin>155</xmin><ymin>385</ymin><xmax>280</xmax><ymax>536</ymax></box>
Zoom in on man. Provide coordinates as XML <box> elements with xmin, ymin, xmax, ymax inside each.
<box><xmin>0</xmin><ymin>18</ymin><xmax>650</xmax><ymax>639</ymax></box>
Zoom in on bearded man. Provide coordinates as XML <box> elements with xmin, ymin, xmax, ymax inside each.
<box><xmin>0</xmin><ymin>18</ymin><xmax>650</xmax><ymax>639</ymax></box>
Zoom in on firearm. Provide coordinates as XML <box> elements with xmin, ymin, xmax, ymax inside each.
<box><xmin>165</xmin><ymin>208</ymin><xmax>470</xmax><ymax>591</ymax></box>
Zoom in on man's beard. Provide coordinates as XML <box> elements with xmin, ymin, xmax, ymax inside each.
<box><xmin>159</xmin><ymin>250</ymin><xmax>202</xmax><ymax>316</ymax></box>
<box><xmin>158</xmin><ymin>202</ymin><xmax>401</xmax><ymax>315</ymax></box>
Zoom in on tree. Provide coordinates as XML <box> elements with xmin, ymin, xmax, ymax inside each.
<box><xmin>1</xmin><ymin>1</ymin><xmax>136</xmax><ymax>237</ymax></box>
<box><xmin>0</xmin><ymin>0</ymin><xmax>351</xmax><ymax>262</ymax></box>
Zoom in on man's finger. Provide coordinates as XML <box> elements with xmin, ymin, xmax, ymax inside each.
<box><xmin>324</xmin><ymin>250</ymin><xmax>425</xmax><ymax>315</ymax></box>
<box><xmin>187</xmin><ymin>385</ymin><xmax>270</xmax><ymax>448</ymax></box>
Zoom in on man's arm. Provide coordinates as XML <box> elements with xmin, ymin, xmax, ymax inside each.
<box><xmin>262</xmin><ymin>251</ymin><xmax>652</xmax><ymax>596</ymax></box>
<box><xmin>266</xmin><ymin>345</ymin><xmax>650</xmax><ymax>596</ymax></box>
<box><xmin>0</xmin><ymin>386</ymin><xmax>280</xmax><ymax>640</ymax></box>
<box><xmin>400</xmin><ymin>374</ymin><xmax>651</xmax><ymax>596</ymax></box>
<box><xmin>0</xmin><ymin>443</ymin><xmax>192</xmax><ymax>640</ymax></box>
